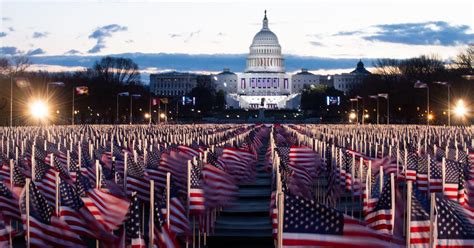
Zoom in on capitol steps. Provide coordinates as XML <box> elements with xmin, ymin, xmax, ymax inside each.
<box><xmin>207</xmin><ymin>138</ymin><xmax>274</xmax><ymax>248</ymax></box>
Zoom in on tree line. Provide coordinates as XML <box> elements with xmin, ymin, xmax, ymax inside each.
<box><xmin>301</xmin><ymin>45</ymin><xmax>474</xmax><ymax>124</ymax></box>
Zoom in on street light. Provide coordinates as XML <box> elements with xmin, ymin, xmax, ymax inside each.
<box><xmin>434</xmin><ymin>81</ymin><xmax>451</xmax><ymax>125</ymax></box>
<box><xmin>454</xmin><ymin>99</ymin><xmax>467</xmax><ymax>117</ymax></box>
<box><xmin>349</xmin><ymin>112</ymin><xmax>357</xmax><ymax>123</ymax></box>
<box><xmin>414</xmin><ymin>81</ymin><xmax>429</xmax><ymax>125</ymax></box>
<box><xmin>29</xmin><ymin>99</ymin><xmax>48</xmax><ymax>121</ymax></box>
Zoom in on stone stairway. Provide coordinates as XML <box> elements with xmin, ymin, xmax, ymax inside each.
<box><xmin>207</xmin><ymin>138</ymin><xmax>274</xmax><ymax>248</ymax></box>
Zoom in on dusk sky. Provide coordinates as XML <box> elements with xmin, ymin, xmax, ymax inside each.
<box><xmin>1</xmin><ymin>0</ymin><xmax>473</xmax><ymax>74</ymax></box>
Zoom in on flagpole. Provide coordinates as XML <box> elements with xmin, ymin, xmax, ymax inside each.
<box><xmin>166</xmin><ymin>172</ymin><xmax>171</xmax><ymax>227</ymax></box>
<box><xmin>406</xmin><ymin>180</ymin><xmax>412</xmax><ymax>247</ymax></box>
<box><xmin>149</xmin><ymin>96</ymin><xmax>152</xmax><ymax>125</ymax></box>
<box><xmin>72</xmin><ymin>88</ymin><xmax>75</xmax><ymax>126</ymax></box>
<box><xmin>129</xmin><ymin>94</ymin><xmax>133</xmax><ymax>125</ymax></box>
<box><xmin>26</xmin><ymin>178</ymin><xmax>31</xmax><ymax>248</ymax></box>
<box><xmin>376</xmin><ymin>97</ymin><xmax>379</xmax><ymax>125</ymax></box>
<box><xmin>387</xmin><ymin>95</ymin><xmax>390</xmax><ymax>125</ymax></box>
<box><xmin>277</xmin><ymin>191</ymin><xmax>284</xmax><ymax>248</ymax></box>
<box><xmin>149</xmin><ymin>180</ymin><xmax>155</xmax><ymax>247</ymax></box>
<box><xmin>429</xmin><ymin>193</ymin><xmax>436</xmax><ymax>247</ymax></box>
<box><xmin>10</xmin><ymin>76</ymin><xmax>12</xmax><ymax>127</ymax></box>
<box><xmin>116</xmin><ymin>93</ymin><xmax>119</xmax><ymax>123</ymax></box>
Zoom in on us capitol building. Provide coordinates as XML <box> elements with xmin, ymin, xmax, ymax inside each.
<box><xmin>150</xmin><ymin>11</ymin><xmax>371</xmax><ymax>110</ymax></box>
<box><xmin>216</xmin><ymin>11</ymin><xmax>300</xmax><ymax>109</ymax></box>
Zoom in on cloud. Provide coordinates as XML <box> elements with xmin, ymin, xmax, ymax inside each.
<box><xmin>32</xmin><ymin>31</ymin><xmax>49</xmax><ymax>39</ymax></box>
<box><xmin>27</xmin><ymin>53</ymin><xmax>372</xmax><ymax>78</ymax></box>
<box><xmin>1</xmin><ymin>17</ymin><xmax>10</xmax><ymax>21</ymax></box>
<box><xmin>125</xmin><ymin>39</ymin><xmax>134</xmax><ymax>43</ymax></box>
<box><xmin>8</xmin><ymin>27</ymin><xmax>14</xmax><ymax>32</ymax></box>
<box><xmin>335</xmin><ymin>21</ymin><xmax>474</xmax><ymax>46</ymax></box>
<box><xmin>184</xmin><ymin>30</ymin><xmax>201</xmax><ymax>43</ymax></box>
<box><xmin>334</xmin><ymin>30</ymin><xmax>363</xmax><ymax>36</ymax></box>
<box><xmin>217</xmin><ymin>32</ymin><xmax>226</xmax><ymax>36</ymax></box>
<box><xmin>0</xmin><ymin>32</ymin><xmax>6</xmax><ymax>38</ymax></box>
<box><xmin>88</xmin><ymin>24</ymin><xmax>127</xmax><ymax>53</ymax></box>
<box><xmin>26</xmin><ymin>48</ymin><xmax>46</xmax><ymax>56</ymax></box>
<box><xmin>309</xmin><ymin>41</ymin><xmax>324</xmax><ymax>47</ymax></box>
<box><xmin>64</xmin><ymin>49</ymin><xmax>81</xmax><ymax>55</ymax></box>
<box><xmin>169</xmin><ymin>33</ymin><xmax>181</xmax><ymax>38</ymax></box>
<box><xmin>0</xmin><ymin>46</ymin><xmax>21</xmax><ymax>55</ymax></box>
<box><xmin>169</xmin><ymin>30</ymin><xmax>201</xmax><ymax>43</ymax></box>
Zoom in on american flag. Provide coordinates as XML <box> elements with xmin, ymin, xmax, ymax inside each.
<box><xmin>281</xmin><ymin>193</ymin><xmax>401</xmax><ymax>247</ymax></box>
<box><xmin>0</xmin><ymin>158</ymin><xmax>10</xmax><ymax>184</ymax></box>
<box><xmin>0</xmin><ymin>181</ymin><xmax>21</xmax><ymax>221</ymax></box>
<box><xmin>221</xmin><ymin>147</ymin><xmax>256</xmax><ymax>183</ymax></box>
<box><xmin>125</xmin><ymin>193</ymin><xmax>146</xmax><ymax>248</ymax></box>
<box><xmin>202</xmin><ymin>163</ymin><xmax>237</xmax><ymax>208</ymax></box>
<box><xmin>429</xmin><ymin>158</ymin><xmax>443</xmax><ymax>192</ymax></box>
<box><xmin>152</xmin><ymin>195</ymin><xmax>179</xmax><ymax>248</ymax></box>
<box><xmin>406</xmin><ymin>151</ymin><xmax>418</xmax><ymax>181</ymax></box>
<box><xmin>189</xmin><ymin>164</ymin><xmax>205</xmax><ymax>215</ymax></box>
<box><xmin>362</xmin><ymin>172</ymin><xmax>382</xmax><ymax>217</ymax></box>
<box><xmin>161</xmin><ymin>184</ymin><xmax>190</xmax><ymax>235</ymax></box>
<box><xmin>444</xmin><ymin>159</ymin><xmax>461</xmax><ymax>202</ymax></box>
<box><xmin>178</xmin><ymin>145</ymin><xmax>202</xmax><ymax>157</ymax></box>
<box><xmin>342</xmin><ymin>149</ymin><xmax>353</xmax><ymax>191</ymax></box>
<box><xmin>409</xmin><ymin>189</ymin><xmax>430</xmax><ymax>247</ymax></box>
<box><xmin>58</xmin><ymin>180</ymin><xmax>98</xmax><ymax>238</ymax></box>
<box><xmin>34</xmin><ymin>160</ymin><xmax>57</xmax><ymax>204</ymax></box>
<box><xmin>160</xmin><ymin>150</ymin><xmax>190</xmax><ymax>192</ymax></box>
<box><xmin>207</xmin><ymin>150</ymin><xmax>225</xmax><ymax>170</ymax></box>
<box><xmin>288</xmin><ymin>146</ymin><xmax>319</xmax><ymax>183</ymax></box>
<box><xmin>145</xmin><ymin>150</ymin><xmax>166</xmax><ymax>190</ymax></box>
<box><xmin>0</xmin><ymin>217</ymin><xmax>11</xmax><ymax>248</ymax></box>
<box><xmin>75</xmin><ymin>174</ymin><xmax>129</xmax><ymax>232</ymax></box>
<box><xmin>417</xmin><ymin>155</ymin><xmax>429</xmax><ymax>193</ymax></box>
<box><xmin>126</xmin><ymin>157</ymin><xmax>150</xmax><ymax>201</ymax></box>
<box><xmin>435</xmin><ymin>195</ymin><xmax>474</xmax><ymax>247</ymax></box>
<box><xmin>21</xmin><ymin>181</ymin><xmax>86</xmax><ymax>247</ymax></box>
<box><xmin>365</xmin><ymin>178</ymin><xmax>393</xmax><ymax>234</ymax></box>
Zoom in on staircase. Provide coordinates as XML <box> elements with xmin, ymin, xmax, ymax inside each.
<box><xmin>207</xmin><ymin>137</ymin><xmax>274</xmax><ymax>247</ymax></box>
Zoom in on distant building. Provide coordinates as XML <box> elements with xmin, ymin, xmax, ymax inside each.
<box><xmin>291</xmin><ymin>69</ymin><xmax>320</xmax><ymax>92</ymax></box>
<box><xmin>333</xmin><ymin>60</ymin><xmax>371</xmax><ymax>94</ymax></box>
<box><xmin>213</xmin><ymin>68</ymin><xmax>238</xmax><ymax>94</ymax></box>
<box><xmin>214</xmin><ymin>11</ymin><xmax>301</xmax><ymax>109</ymax></box>
<box><xmin>150</xmin><ymin>71</ymin><xmax>198</xmax><ymax>97</ymax></box>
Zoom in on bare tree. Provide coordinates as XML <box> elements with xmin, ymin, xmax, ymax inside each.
<box><xmin>372</xmin><ymin>58</ymin><xmax>401</xmax><ymax>77</ymax></box>
<box><xmin>454</xmin><ymin>44</ymin><xmax>474</xmax><ymax>73</ymax></box>
<box><xmin>92</xmin><ymin>56</ymin><xmax>140</xmax><ymax>85</ymax></box>
<box><xmin>0</xmin><ymin>57</ymin><xmax>9</xmax><ymax>76</ymax></box>
<box><xmin>1</xmin><ymin>56</ymin><xmax>32</xmax><ymax>77</ymax></box>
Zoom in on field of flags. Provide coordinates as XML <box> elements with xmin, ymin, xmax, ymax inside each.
<box><xmin>0</xmin><ymin>124</ymin><xmax>473</xmax><ymax>247</ymax></box>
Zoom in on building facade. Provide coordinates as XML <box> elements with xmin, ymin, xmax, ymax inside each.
<box><xmin>150</xmin><ymin>71</ymin><xmax>198</xmax><ymax>97</ymax></box>
<box><xmin>222</xmin><ymin>11</ymin><xmax>301</xmax><ymax>110</ymax></box>
<box><xmin>291</xmin><ymin>69</ymin><xmax>321</xmax><ymax>92</ymax></box>
<box><xmin>333</xmin><ymin>60</ymin><xmax>371</xmax><ymax>94</ymax></box>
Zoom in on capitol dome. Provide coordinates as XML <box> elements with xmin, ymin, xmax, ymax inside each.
<box><xmin>246</xmin><ymin>10</ymin><xmax>285</xmax><ymax>73</ymax></box>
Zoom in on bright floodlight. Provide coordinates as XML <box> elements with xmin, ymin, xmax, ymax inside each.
<box><xmin>454</xmin><ymin>99</ymin><xmax>467</xmax><ymax>117</ymax></box>
<box><xmin>29</xmin><ymin>100</ymin><xmax>48</xmax><ymax>119</ymax></box>
<box><xmin>349</xmin><ymin>112</ymin><xmax>356</xmax><ymax>120</ymax></box>
<box><xmin>160</xmin><ymin>113</ymin><xmax>166</xmax><ymax>119</ymax></box>
<box><xmin>144</xmin><ymin>113</ymin><xmax>151</xmax><ymax>119</ymax></box>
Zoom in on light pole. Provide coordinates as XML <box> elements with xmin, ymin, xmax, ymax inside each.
<box><xmin>414</xmin><ymin>81</ymin><xmax>429</xmax><ymax>125</ymax></box>
<box><xmin>350</xmin><ymin>98</ymin><xmax>359</xmax><ymax>124</ymax></box>
<box><xmin>377</xmin><ymin>93</ymin><xmax>389</xmax><ymax>124</ymax></box>
<box><xmin>369</xmin><ymin>95</ymin><xmax>379</xmax><ymax>124</ymax></box>
<box><xmin>129</xmin><ymin>94</ymin><xmax>141</xmax><ymax>125</ymax></box>
<box><xmin>434</xmin><ymin>81</ymin><xmax>451</xmax><ymax>126</ymax></box>
<box><xmin>116</xmin><ymin>92</ymin><xmax>130</xmax><ymax>123</ymax></box>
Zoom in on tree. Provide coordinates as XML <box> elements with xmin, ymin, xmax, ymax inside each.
<box><xmin>91</xmin><ymin>56</ymin><xmax>140</xmax><ymax>85</ymax></box>
<box><xmin>454</xmin><ymin>44</ymin><xmax>474</xmax><ymax>74</ymax></box>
